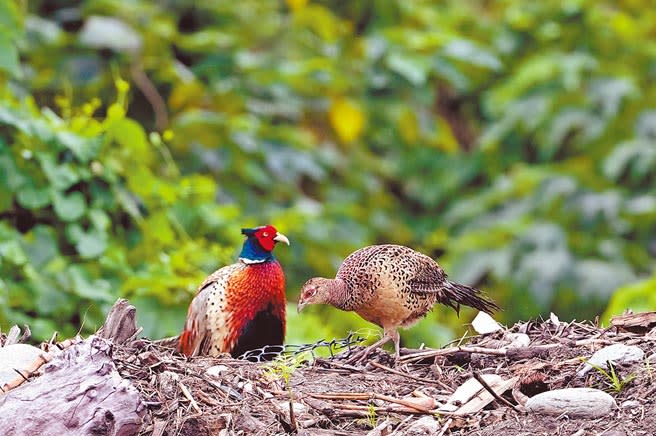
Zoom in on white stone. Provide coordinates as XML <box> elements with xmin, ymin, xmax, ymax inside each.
<box><xmin>365</xmin><ymin>419</ymin><xmax>391</xmax><ymax>436</ymax></box>
<box><xmin>439</xmin><ymin>373</ymin><xmax>516</xmax><ymax>415</ymax></box>
<box><xmin>157</xmin><ymin>370</ymin><xmax>180</xmax><ymax>395</ymax></box>
<box><xmin>0</xmin><ymin>343</ymin><xmax>45</xmax><ymax>386</ymax></box>
<box><xmin>440</xmin><ymin>374</ymin><xmax>503</xmax><ymax>412</ymax></box>
<box><xmin>205</xmin><ymin>364</ymin><xmax>229</xmax><ymax>378</ymax></box>
<box><xmin>276</xmin><ymin>401</ymin><xmax>306</xmax><ymax>422</ymax></box>
<box><xmin>504</xmin><ymin>333</ymin><xmax>530</xmax><ymax>349</ymax></box>
<box><xmin>404</xmin><ymin>415</ymin><xmax>440</xmax><ymax>434</ymax></box>
<box><xmin>621</xmin><ymin>400</ymin><xmax>640</xmax><ymax>410</ymax></box>
<box><xmin>525</xmin><ymin>388</ymin><xmax>616</xmax><ymax>418</ymax></box>
<box><xmin>472</xmin><ymin>311</ymin><xmax>503</xmax><ymax>334</ymax></box>
<box><xmin>243</xmin><ymin>381</ymin><xmax>253</xmax><ymax>393</ymax></box>
<box><xmin>577</xmin><ymin>343</ymin><xmax>645</xmax><ymax>377</ymax></box>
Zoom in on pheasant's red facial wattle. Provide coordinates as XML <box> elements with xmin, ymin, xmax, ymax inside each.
<box><xmin>253</xmin><ymin>225</ymin><xmax>278</xmax><ymax>251</ymax></box>
<box><xmin>254</xmin><ymin>227</ymin><xmax>275</xmax><ymax>251</ymax></box>
<box><xmin>252</xmin><ymin>225</ymin><xmax>290</xmax><ymax>252</ymax></box>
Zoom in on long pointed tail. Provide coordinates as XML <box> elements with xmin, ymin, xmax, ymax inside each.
<box><xmin>443</xmin><ymin>281</ymin><xmax>499</xmax><ymax>315</ymax></box>
<box><xmin>153</xmin><ymin>335</ymin><xmax>181</xmax><ymax>350</ymax></box>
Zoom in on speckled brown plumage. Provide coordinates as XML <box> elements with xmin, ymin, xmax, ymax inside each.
<box><xmin>297</xmin><ymin>244</ymin><xmax>499</xmax><ymax>360</ymax></box>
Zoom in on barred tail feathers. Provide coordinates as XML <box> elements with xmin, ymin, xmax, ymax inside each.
<box><xmin>152</xmin><ymin>335</ymin><xmax>181</xmax><ymax>349</ymax></box>
<box><xmin>443</xmin><ymin>281</ymin><xmax>499</xmax><ymax>315</ymax></box>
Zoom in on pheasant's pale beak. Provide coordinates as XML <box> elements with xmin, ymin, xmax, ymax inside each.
<box><xmin>273</xmin><ymin>232</ymin><xmax>290</xmax><ymax>246</ymax></box>
<box><xmin>297</xmin><ymin>300</ymin><xmax>307</xmax><ymax>313</ymax></box>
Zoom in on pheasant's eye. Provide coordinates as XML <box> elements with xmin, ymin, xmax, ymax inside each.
<box><xmin>262</xmin><ymin>232</ymin><xmax>269</xmax><ymax>237</ymax></box>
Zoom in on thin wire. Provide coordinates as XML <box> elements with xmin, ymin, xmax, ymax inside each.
<box><xmin>237</xmin><ymin>332</ymin><xmax>367</xmax><ymax>363</ymax></box>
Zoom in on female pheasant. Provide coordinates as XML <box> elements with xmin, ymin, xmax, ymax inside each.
<box><xmin>179</xmin><ymin>225</ymin><xmax>289</xmax><ymax>358</ymax></box>
<box><xmin>297</xmin><ymin>244</ymin><xmax>499</xmax><ymax>361</ymax></box>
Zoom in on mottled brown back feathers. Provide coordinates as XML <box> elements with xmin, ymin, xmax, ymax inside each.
<box><xmin>333</xmin><ymin>244</ymin><xmax>498</xmax><ymax>327</ymax></box>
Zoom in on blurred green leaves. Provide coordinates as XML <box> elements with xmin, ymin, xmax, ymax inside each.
<box><xmin>0</xmin><ymin>78</ymin><xmax>237</xmax><ymax>339</ymax></box>
<box><xmin>1</xmin><ymin>0</ymin><xmax>654</xmax><ymax>346</ymax></box>
<box><xmin>0</xmin><ymin>0</ymin><xmax>22</xmax><ymax>78</ymax></box>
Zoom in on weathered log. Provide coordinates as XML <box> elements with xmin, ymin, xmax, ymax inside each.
<box><xmin>611</xmin><ymin>311</ymin><xmax>656</xmax><ymax>333</ymax></box>
<box><xmin>0</xmin><ymin>336</ymin><xmax>145</xmax><ymax>436</ymax></box>
<box><xmin>0</xmin><ymin>324</ymin><xmax>31</xmax><ymax>347</ymax></box>
<box><xmin>97</xmin><ymin>298</ymin><xmax>141</xmax><ymax>344</ymax></box>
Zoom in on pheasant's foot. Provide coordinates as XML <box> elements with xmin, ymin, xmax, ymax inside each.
<box><xmin>343</xmin><ymin>347</ymin><xmax>373</xmax><ymax>365</ymax></box>
<box><xmin>343</xmin><ymin>334</ymin><xmax>392</xmax><ymax>365</ymax></box>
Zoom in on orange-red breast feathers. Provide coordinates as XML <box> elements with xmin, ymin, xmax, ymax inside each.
<box><xmin>179</xmin><ymin>226</ymin><xmax>289</xmax><ymax>358</ymax></box>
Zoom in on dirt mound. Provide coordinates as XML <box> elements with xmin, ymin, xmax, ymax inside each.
<box><xmin>121</xmin><ymin>314</ymin><xmax>656</xmax><ymax>435</ymax></box>
<box><xmin>3</xmin><ymin>302</ymin><xmax>656</xmax><ymax>435</ymax></box>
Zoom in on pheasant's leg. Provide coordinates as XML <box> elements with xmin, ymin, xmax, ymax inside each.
<box><xmin>344</xmin><ymin>331</ymin><xmax>392</xmax><ymax>365</ymax></box>
<box><xmin>390</xmin><ymin>329</ymin><xmax>401</xmax><ymax>359</ymax></box>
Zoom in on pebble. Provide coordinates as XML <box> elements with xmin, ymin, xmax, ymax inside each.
<box><xmin>601</xmin><ymin>431</ymin><xmax>627</xmax><ymax>436</ymax></box>
<box><xmin>277</xmin><ymin>401</ymin><xmax>306</xmax><ymax>422</ymax></box>
<box><xmin>621</xmin><ymin>399</ymin><xmax>640</xmax><ymax>410</ymax></box>
<box><xmin>504</xmin><ymin>333</ymin><xmax>531</xmax><ymax>349</ymax></box>
<box><xmin>440</xmin><ymin>374</ymin><xmax>503</xmax><ymax>411</ymax></box>
<box><xmin>157</xmin><ymin>370</ymin><xmax>180</xmax><ymax>394</ymax></box>
<box><xmin>0</xmin><ymin>343</ymin><xmax>45</xmax><ymax>386</ymax></box>
<box><xmin>205</xmin><ymin>364</ymin><xmax>229</xmax><ymax>378</ymax></box>
<box><xmin>243</xmin><ymin>381</ymin><xmax>254</xmax><ymax>393</ymax></box>
<box><xmin>471</xmin><ymin>312</ymin><xmax>503</xmax><ymax>334</ymax></box>
<box><xmin>365</xmin><ymin>419</ymin><xmax>391</xmax><ymax>436</ymax></box>
<box><xmin>577</xmin><ymin>344</ymin><xmax>644</xmax><ymax>377</ymax></box>
<box><xmin>404</xmin><ymin>416</ymin><xmax>440</xmax><ymax>434</ymax></box>
<box><xmin>525</xmin><ymin>387</ymin><xmax>616</xmax><ymax>418</ymax></box>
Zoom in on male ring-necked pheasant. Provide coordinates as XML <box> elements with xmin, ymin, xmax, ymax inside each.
<box><xmin>179</xmin><ymin>225</ymin><xmax>289</xmax><ymax>358</ymax></box>
<box><xmin>297</xmin><ymin>244</ymin><xmax>498</xmax><ymax>361</ymax></box>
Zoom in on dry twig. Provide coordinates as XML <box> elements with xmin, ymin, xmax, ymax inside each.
<box><xmin>178</xmin><ymin>381</ymin><xmax>202</xmax><ymax>414</ymax></box>
<box><xmin>308</xmin><ymin>391</ymin><xmax>435</xmax><ymax>414</ymax></box>
<box><xmin>369</xmin><ymin>360</ymin><xmax>452</xmax><ymax>391</ymax></box>
<box><xmin>471</xmin><ymin>370</ymin><xmax>523</xmax><ymax>413</ymax></box>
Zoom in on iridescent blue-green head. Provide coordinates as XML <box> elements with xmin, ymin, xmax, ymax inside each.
<box><xmin>239</xmin><ymin>225</ymin><xmax>290</xmax><ymax>263</ymax></box>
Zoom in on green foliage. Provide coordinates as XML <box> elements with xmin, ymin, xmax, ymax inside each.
<box><xmin>0</xmin><ymin>79</ymin><xmax>238</xmax><ymax>339</ymax></box>
<box><xmin>1</xmin><ymin>0</ymin><xmax>654</xmax><ymax>345</ymax></box>
<box><xmin>602</xmin><ymin>273</ymin><xmax>656</xmax><ymax>323</ymax></box>
<box><xmin>365</xmin><ymin>403</ymin><xmax>377</xmax><ymax>429</ymax></box>
<box><xmin>582</xmin><ymin>358</ymin><xmax>636</xmax><ymax>394</ymax></box>
<box><xmin>263</xmin><ymin>351</ymin><xmax>306</xmax><ymax>431</ymax></box>
<box><xmin>263</xmin><ymin>352</ymin><xmax>307</xmax><ymax>386</ymax></box>
<box><xmin>0</xmin><ymin>1</ymin><xmax>22</xmax><ymax>78</ymax></box>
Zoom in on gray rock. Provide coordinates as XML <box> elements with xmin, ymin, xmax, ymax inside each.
<box><xmin>601</xmin><ymin>431</ymin><xmax>627</xmax><ymax>436</ymax></box>
<box><xmin>577</xmin><ymin>343</ymin><xmax>644</xmax><ymax>377</ymax></box>
<box><xmin>525</xmin><ymin>387</ymin><xmax>616</xmax><ymax>418</ymax></box>
<box><xmin>621</xmin><ymin>399</ymin><xmax>640</xmax><ymax>409</ymax></box>
<box><xmin>0</xmin><ymin>343</ymin><xmax>44</xmax><ymax>386</ymax></box>
<box><xmin>505</xmin><ymin>333</ymin><xmax>530</xmax><ymax>349</ymax></box>
<box><xmin>404</xmin><ymin>416</ymin><xmax>440</xmax><ymax>435</ymax></box>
